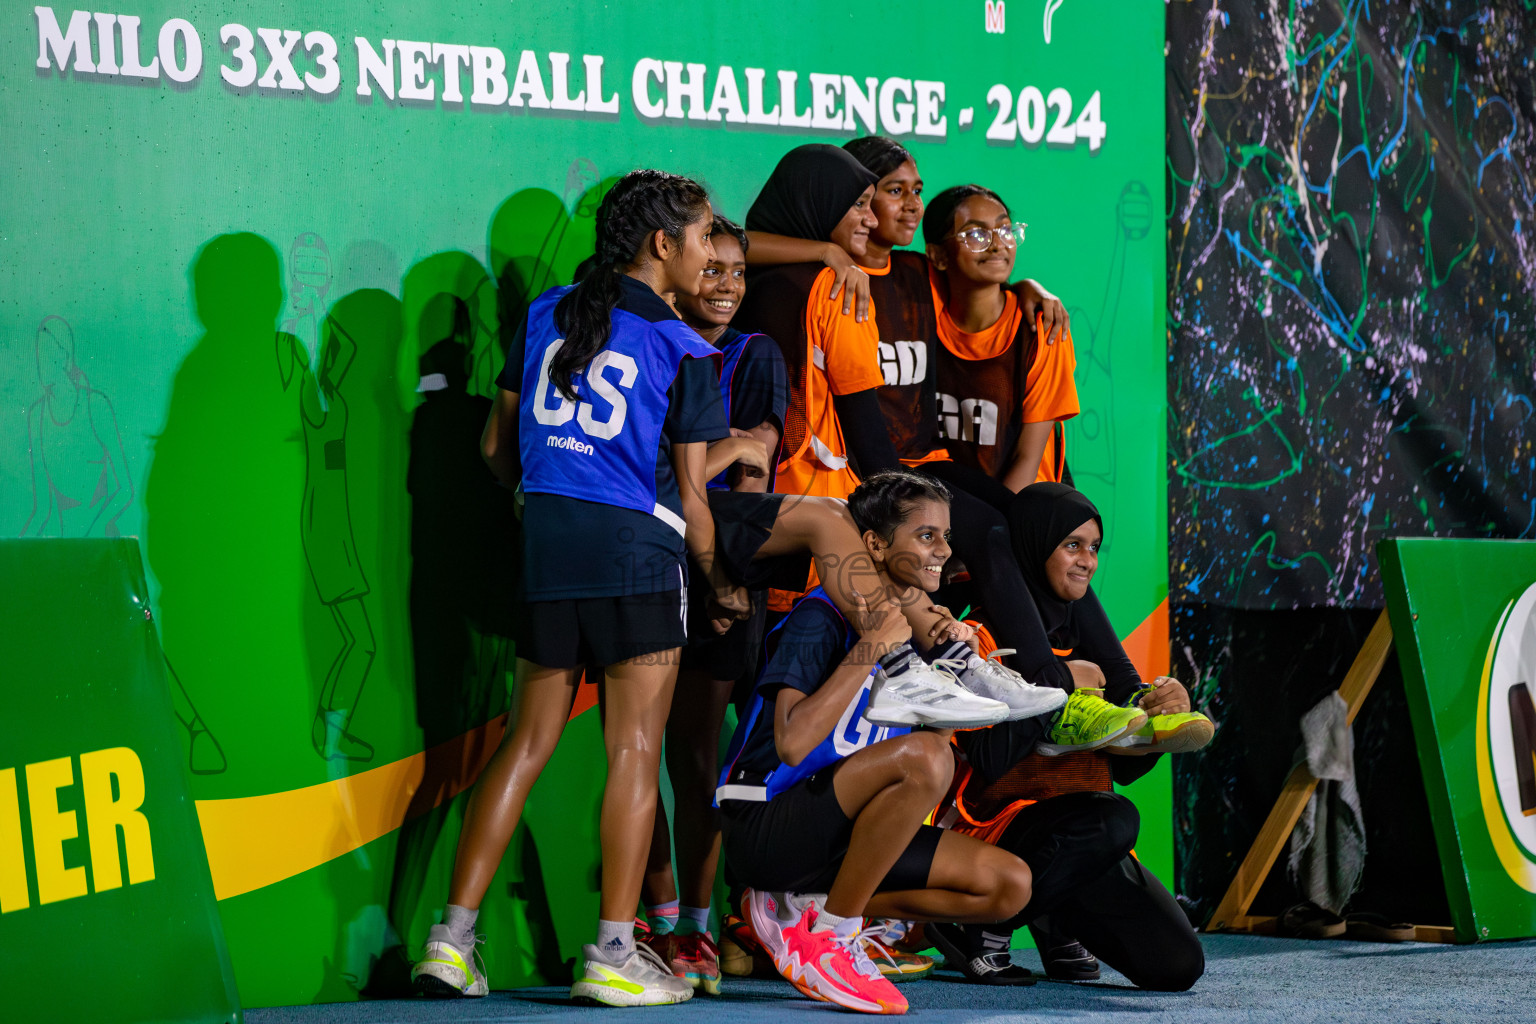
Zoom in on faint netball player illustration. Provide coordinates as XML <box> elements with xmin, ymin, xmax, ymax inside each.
<box><xmin>1069</xmin><ymin>180</ymin><xmax>1154</xmax><ymax>546</ymax></box>
<box><xmin>23</xmin><ymin>314</ymin><xmax>227</xmax><ymax>773</ymax></box>
<box><xmin>21</xmin><ymin>316</ymin><xmax>135</xmax><ymax>537</ymax></box>
<box><xmin>283</xmin><ymin>232</ymin><xmax>333</xmax><ymax>369</ymax></box>
<box><xmin>282</xmin><ymin>304</ymin><xmax>378</xmax><ymax>763</ymax></box>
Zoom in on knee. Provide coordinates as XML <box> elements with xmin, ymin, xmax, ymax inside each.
<box><xmin>670</xmin><ymin>739</ymin><xmax>716</xmax><ymax>792</ymax></box>
<box><xmin>985</xmin><ymin>853</ymin><xmax>1032</xmax><ymax>921</ymax></box>
<box><xmin>1099</xmin><ymin>794</ymin><xmax>1140</xmax><ymax>856</ymax></box>
<box><xmin>1139</xmin><ymin>939</ymin><xmax>1204</xmax><ymax>992</ymax></box>
<box><xmin>892</xmin><ymin>731</ymin><xmax>955</xmax><ymax>795</ymax></box>
<box><xmin>606</xmin><ymin>728</ymin><xmax>664</xmax><ymax>772</ymax></box>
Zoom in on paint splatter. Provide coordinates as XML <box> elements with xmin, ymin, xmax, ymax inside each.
<box><xmin>1167</xmin><ymin>0</ymin><xmax>1536</xmax><ymax>607</ymax></box>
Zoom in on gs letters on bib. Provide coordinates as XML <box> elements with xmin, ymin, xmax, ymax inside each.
<box><xmin>519</xmin><ymin>286</ymin><xmax>720</xmax><ymax>525</ymax></box>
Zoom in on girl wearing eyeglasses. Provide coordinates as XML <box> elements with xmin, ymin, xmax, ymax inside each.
<box><xmin>924</xmin><ymin>184</ymin><xmax>1079</xmax><ymax>491</ymax></box>
<box><xmin>736</xmin><ymin>144</ymin><xmax>1139</xmax><ymax>745</ymax></box>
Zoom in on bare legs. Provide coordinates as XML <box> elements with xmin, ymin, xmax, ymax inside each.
<box><xmin>640</xmin><ymin>670</ymin><xmax>736</xmax><ymax>917</ymax></box>
<box><xmin>596</xmin><ymin>655</ymin><xmax>681</xmax><ymax>921</ymax></box>
<box><xmin>447</xmin><ymin>651</ymin><xmax>680</xmax><ymax>925</ymax></box>
<box><xmin>448</xmin><ymin>659</ymin><xmax>581</xmax><ymax>908</ymax></box>
<box><xmin>821</xmin><ymin>731</ymin><xmax>1030</xmax><ymax>924</ymax></box>
<box><xmin>666</xmin><ymin>673</ymin><xmax>735</xmax><ymax>909</ymax></box>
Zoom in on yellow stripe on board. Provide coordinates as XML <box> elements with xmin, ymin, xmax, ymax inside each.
<box><xmin>1475</xmin><ymin>601</ymin><xmax>1536</xmax><ymax>894</ymax></box>
<box><xmin>192</xmin><ymin>598</ymin><xmax>1172</xmax><ymax>904</ymax></box>
<box><xmin>195</xmin><ymin>714</ymin><xmax>508</xmax><ymax>901</ymax></box>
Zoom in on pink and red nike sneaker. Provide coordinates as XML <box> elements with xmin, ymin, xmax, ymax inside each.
<box><xmin>742</xmin><ymin>888</ymin><xmax>906</xmax><ymax>1014</ymax></box>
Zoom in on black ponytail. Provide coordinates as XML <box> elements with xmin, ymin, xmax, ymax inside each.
<box><xmin>921</xmin><ymin>184</ymin><xmax>1009</xmax><ymax>246</ymax></box>
<box><xmin>550</xmin><ymin>169</ymin><xmax>710</xmax><ymax>401</ymax></box>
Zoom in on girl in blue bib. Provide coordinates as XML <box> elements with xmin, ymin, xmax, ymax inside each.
<box><xmin>413</xmin><ymin>171</ymin><xmax>982</xmax><ymax>1007</ymax></box>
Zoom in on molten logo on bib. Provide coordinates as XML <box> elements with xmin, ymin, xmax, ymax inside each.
<box><xmin>1477</xmin><ymin>581</ymin><xmax>1536</xmax><ymax>892</ymax></box>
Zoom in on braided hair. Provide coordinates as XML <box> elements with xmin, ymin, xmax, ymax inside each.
<box><xmin>711</xmin><ymin>214</ymin><xmax>749</xmax><ymax>255</ymax></box>
<box><xmin>921</xmin><ymin>184</ymin><xmax>1009</xmax><ymax>246</ymax></box>
<box><xmin>843</xmin><ymin>135</ymin><xmax>914</xmax><ymax>179</ymax></box>
<box><xmin>550</xmin><ymin>169</ymin><xmax>711</xmax><ymax>401</ymax></box>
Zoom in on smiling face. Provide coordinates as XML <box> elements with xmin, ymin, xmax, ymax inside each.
<box><xmin>658</xmin><ymin>212</ymin><xmax>717</xmax><ymax>297</ymax></box>
<box><xmin>931</xmin><ymin>195</ymin><xmax>1017</xmax><ymax>285</ymax></box>
<box><xmin>868</xmin><ymin>498</ymin><xmax>953</xmax><ymax>593</ymax></box>
<box><xmin>869</xmin><ymin>160</ymin><xmax>924</xmax><ymax>249</ymax></box>
<box><xmin>1043</xmin><ymin>519</ymin><xmax>1102</xmax><ymax>601</ymax></box>
<box><xmin>675</xmin><ymin>233</ymin><xmax>745</xmax><ymax>330</ymax></box>
<box><xmin>830</xmin><ymin>185</ymin><xmax>879</xmax><ymax>258</ymax></box>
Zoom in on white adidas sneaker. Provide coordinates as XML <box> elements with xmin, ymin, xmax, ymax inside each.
<box><xmin>412</xmin><ymin>929</ymin><xmax>489</xmax><ymax>997</ymax></box>
<box><xmin>570</xmin><ymin>940</ymin><xmax>695</xmax><ymax>1006</ymax></box>
<box><xmin>863</xmin><ymin>647</ymin><xmax>1010</xmax><ymax>728</ymax></box>
<box><xmin>933</xmin><ymin>645</ymin><xmax>1069</xmax><ymax>721</ymax></box>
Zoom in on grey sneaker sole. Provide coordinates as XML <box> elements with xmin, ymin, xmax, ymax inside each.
<box><xmin>998</xmin><ymin>692</ymin><xmax>1070</xmax><ymax>721</ymax></box>
<box><xmin>1105</xmin><ymin>717</ymin><xmax>1215</xmax><ymax>754</ymax></box>
<box><xmin>1036</xmin><ymin>720</ymin><xmax>1137</xmax><ymax>756</ymax></box>
<box><xmin>865</xmin><ymin>705</ymin><xmax>1009</xmax><ymax>729</ymax></box>
<box><xmin>570</xmin><ymin>979</ymin><xmax>694</xmax><ymax>1007</ymax></box>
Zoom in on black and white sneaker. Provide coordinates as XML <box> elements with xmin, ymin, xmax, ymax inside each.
<box><xmin>926</xmin><ymin>923</ymin><xmax>1036</xmax><ymax>986</ymax></box>
<box><xmin>1039</xmin><ymin>938</ymin><xmax>1100</xmax><ymax>981</ymax></box>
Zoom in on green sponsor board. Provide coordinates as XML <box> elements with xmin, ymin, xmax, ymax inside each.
<box><xmin>2</xmin><ymin>0</ymin><xmax>1167</xmax><ymax>1005</ymax></box>
<box><xmin>0</xmin><ymin>539</ymin><xmax>242</xmax><ymax>1024</ymax></box>
<box><xmin>1380</xmin><ymin>538</ymin><xmax>1536</xmax><ymax>942</ymax></box>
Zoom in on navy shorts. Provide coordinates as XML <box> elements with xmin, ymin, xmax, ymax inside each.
<box><xmin>516</xmin><ymin>582</ymin><xmax>687</xmax><ymax>669</ymax></box>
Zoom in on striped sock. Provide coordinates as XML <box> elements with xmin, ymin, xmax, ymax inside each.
<box><xmin>645</xmin><ymin>899</ymin><xmax>680</xmax><ymax>935</ymax></box>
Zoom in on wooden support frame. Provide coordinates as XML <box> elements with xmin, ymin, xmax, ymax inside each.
<box><xmin>1204</xmin><ymin>611</ymin><xmax>1455</xmax><ymax>942</ymax></box>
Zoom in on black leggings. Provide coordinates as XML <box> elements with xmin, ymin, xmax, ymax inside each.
<box><xmin>992</xmin><ymin>791</ymin><xmax>1204</xmax><ymax>992</ymax></box>
<box><xmin>918</xmin><ymin>460</ymin><xmax>1070</xmax><ymax>756</ymax></box>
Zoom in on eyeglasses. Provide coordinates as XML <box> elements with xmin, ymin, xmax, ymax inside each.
<box><xmin>949</xmin><ymin>223</ymin><xmax>1027</xmax><ymax>253</ymax></box>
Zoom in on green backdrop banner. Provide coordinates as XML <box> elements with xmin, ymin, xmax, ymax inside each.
<box><xmin>0</xmin><ymin>539</ymin><xmax>243</xmax><ymax>1024</ymax></box>
<box><xmin>2</xmin><ymin>1</ymin><xmax>1167</xmax><ymax>1006</ymax></box>
<box><xmin>1380</xmin><ymin>538</ymin><xmax>1536</xmax><ymax>943</ymax></box>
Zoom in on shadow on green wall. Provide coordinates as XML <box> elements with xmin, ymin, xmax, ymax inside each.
<box><xmin>146</xmin><ymin>232</ymin><xmax>308</xmax><ymax>794</ymax></box>
<box><xmin>147</xmin><ymin>169</ymin><xmax>629</xmax><ymax>1006</ymax></box>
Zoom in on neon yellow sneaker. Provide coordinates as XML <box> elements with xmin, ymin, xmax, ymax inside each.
<box><xmin>412</xmin><ymin>933</ymin><xmax>488</xmax><ymax>998</ymax></box>
<box><xmin>1107</xmin><ymin>711</ymin><xmax>1215</xmax><ymax>754</ymax></box>
<box><xmin>570</xmin><ymin>941</ymin><xmax>694</xmax><ymax>1006</ymax></box>
<box><xmin>1038</xmin><ymin>689</ymin><xmax>1146</xmax><ymax>756</ymax></box>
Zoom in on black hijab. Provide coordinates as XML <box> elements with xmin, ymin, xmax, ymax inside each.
<box><xmin>1008</xmin><ymin>482</ymin><xmax>1104</xmax><ymax>647</ymax></box>
<box><xmin>745</xmin><ymin>144</ymin><xmax>878</xmax><ymax>242</ymax></box>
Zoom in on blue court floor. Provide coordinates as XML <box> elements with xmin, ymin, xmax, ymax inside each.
<box><xmin>246</xmin><ymin>934</ymin><xmax>1536</xmax><ymax>1024</ymax></box>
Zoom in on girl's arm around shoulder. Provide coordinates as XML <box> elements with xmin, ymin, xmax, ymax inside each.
<box><xmin>745</xmin><ymin>231</ymin><xmax>871</xmax><ymax>321</ymax></box>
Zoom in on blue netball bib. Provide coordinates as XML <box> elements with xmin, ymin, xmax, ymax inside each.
<box><xmin>715</xmin><ymin>588</ymin><xmax>910</xmax><ymax>803</ymax></box>
<box><xmin>519</xmin><ymin>286</ymin><xmax>719</xmax><ymax>529</ymax></box>
<box><xmin>707</xmin><ymin>330</ymin><xmax>761</xmax><ymax>491</ymax></box>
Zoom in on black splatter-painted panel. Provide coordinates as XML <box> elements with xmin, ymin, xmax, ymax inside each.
<box><xmin>1167</xmin><ymin>0</ymin><xmax>1536</xmax><ymax>608</ymax></box>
